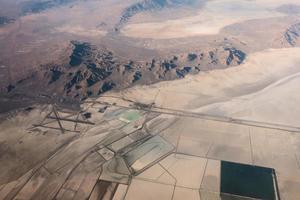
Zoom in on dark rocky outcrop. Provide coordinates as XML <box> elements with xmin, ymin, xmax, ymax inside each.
<box><xmin>69</xmin><ymin>41</ymin><xmax>92</xmax><ymax>66</ymax></box>
<box><xmin>6</xmin><ymin>85</ymin><xmax>15</xmax><ymax>93</ymax></box>
<box><xmin>285</xmin><ymin>23</ymin><xmax>300</xmax><ymax>46</ymax></box>
<box><xmin>0</xmin><ymin>16</ymin><xmax>15</xmax><ymax>27</ymax></box>
<box><xmin>209</xmin><ymin>51</ymin><xmax>218</xmax><ymax>64</ymax></box>
<box><xmin>161</xmin><ymin>59</ymin><xmax>178</xmax><ymax>72</ymax></box>
<box><xmin>149</xmin><ymin>59</ymin><xmax>156</xmax><ymax>71</ymax></box>
<box><xmin>6</xmin><ymin>40</ymin><xmax>247</xmax><ymax>102</ymax></box>
<box><xmin>133</xmin><ymin>71</ymin><xmax>142</xmax><ymax>83</ymax></box>
<box><xmin>224</xmin><ymin>47</ymin><xmax>246</xmax><ymax>65</ymax></box>
<box><xmin>83</xmin><ymin>112</ymin><xmax>92</xmax><ymax>119</ymax></box>
<box><xmin>48</xmin><ymin>67</ymin><xmax>64</xmax><ymax>84</ymax></box>
<box><xmin>21</xmin><ymin>0</ymin><xmax>76</xmax><ymax>15</ymax></box>
<box><xmin>86</xmin><ymin>67</ymin><xmax>113</xmax><ymax>87</ymax></box>
<box><xmin>64</xmin><ymin>70</ymin><xmax>86</xmax><ymax>91</ymax></box>
<box><xmin>176</xmin><ymin>67</ymin><xmax>192</xmax><ymax>78</ymax></box>
<box><xmin>187</xmin><ymin>53</ymin><xmax>197</xmax><ymax>61</ymax></box>
<box><xmin>99</xmin><ymin>81</ymin><xmax>116</xmax><ymax>94</ymax></box>
<box><xmin>124</xmin><ymin>61</ymin><xmax>134</xmax><ymax>72</ymax></box>
<box><xmin>65</xmin><ymin>42</ymin><xmax>117</xmax><ymax>91</ymax></box>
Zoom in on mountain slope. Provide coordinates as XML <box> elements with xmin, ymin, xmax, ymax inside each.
<box><xmin>284</xmin><ymin>23</ymin><xmax>300</xmax><ymax>46</ymax></box>
<box><xmin>117</xmin><ymin>0</ymin><xmax>196</xmax><ymax>28</ymax></box>
<box><xmin>4</xmin><ymin>40</ymin><xmax>247</xmax><ymax>103</ymax></box>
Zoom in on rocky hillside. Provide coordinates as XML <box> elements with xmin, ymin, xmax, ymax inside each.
<box><xmin>0</xmin><ymin>16</ymin><xmax>14</xmax><ymax>27</ymax></box>
<box><xmin>20</xmin><ymin>0</ymin><xmax>77</xmax><ymax>15</ymax></box>
<box><xmin>5</xmin><ymin>40</ymin><xmax>246</xmax><ymax>103</ymax></box>
<box><xmin>284</xmin><ymin>23</ymin><xmax>300</xmax><ymax>46</ymax></box>
<box><xmin>117</xmin><ymin>0</ymin><xmax>195</xmax><ymax>28</ymax></box>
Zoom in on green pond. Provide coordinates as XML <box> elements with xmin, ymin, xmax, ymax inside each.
<box><xmin>220</xmin><ymin>161</ymin><xmax>278</xmax><ymax>200</ymax></box>
<box><xmin>120</xmin><ymin>110</ymin><xmax>140</xmax><ymax>122</ymax></box>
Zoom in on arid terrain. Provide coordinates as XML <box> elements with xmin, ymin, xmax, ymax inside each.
<box><xmin>1</xmin><ymin>0</ymin><xmax>300</xmax><ymax>199</ymax></box>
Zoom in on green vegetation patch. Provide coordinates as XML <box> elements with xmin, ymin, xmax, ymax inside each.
<box><xmin>119</xmin><ymin>110</ymin><xmax>140</xmax><ymax>123</ymax></box>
